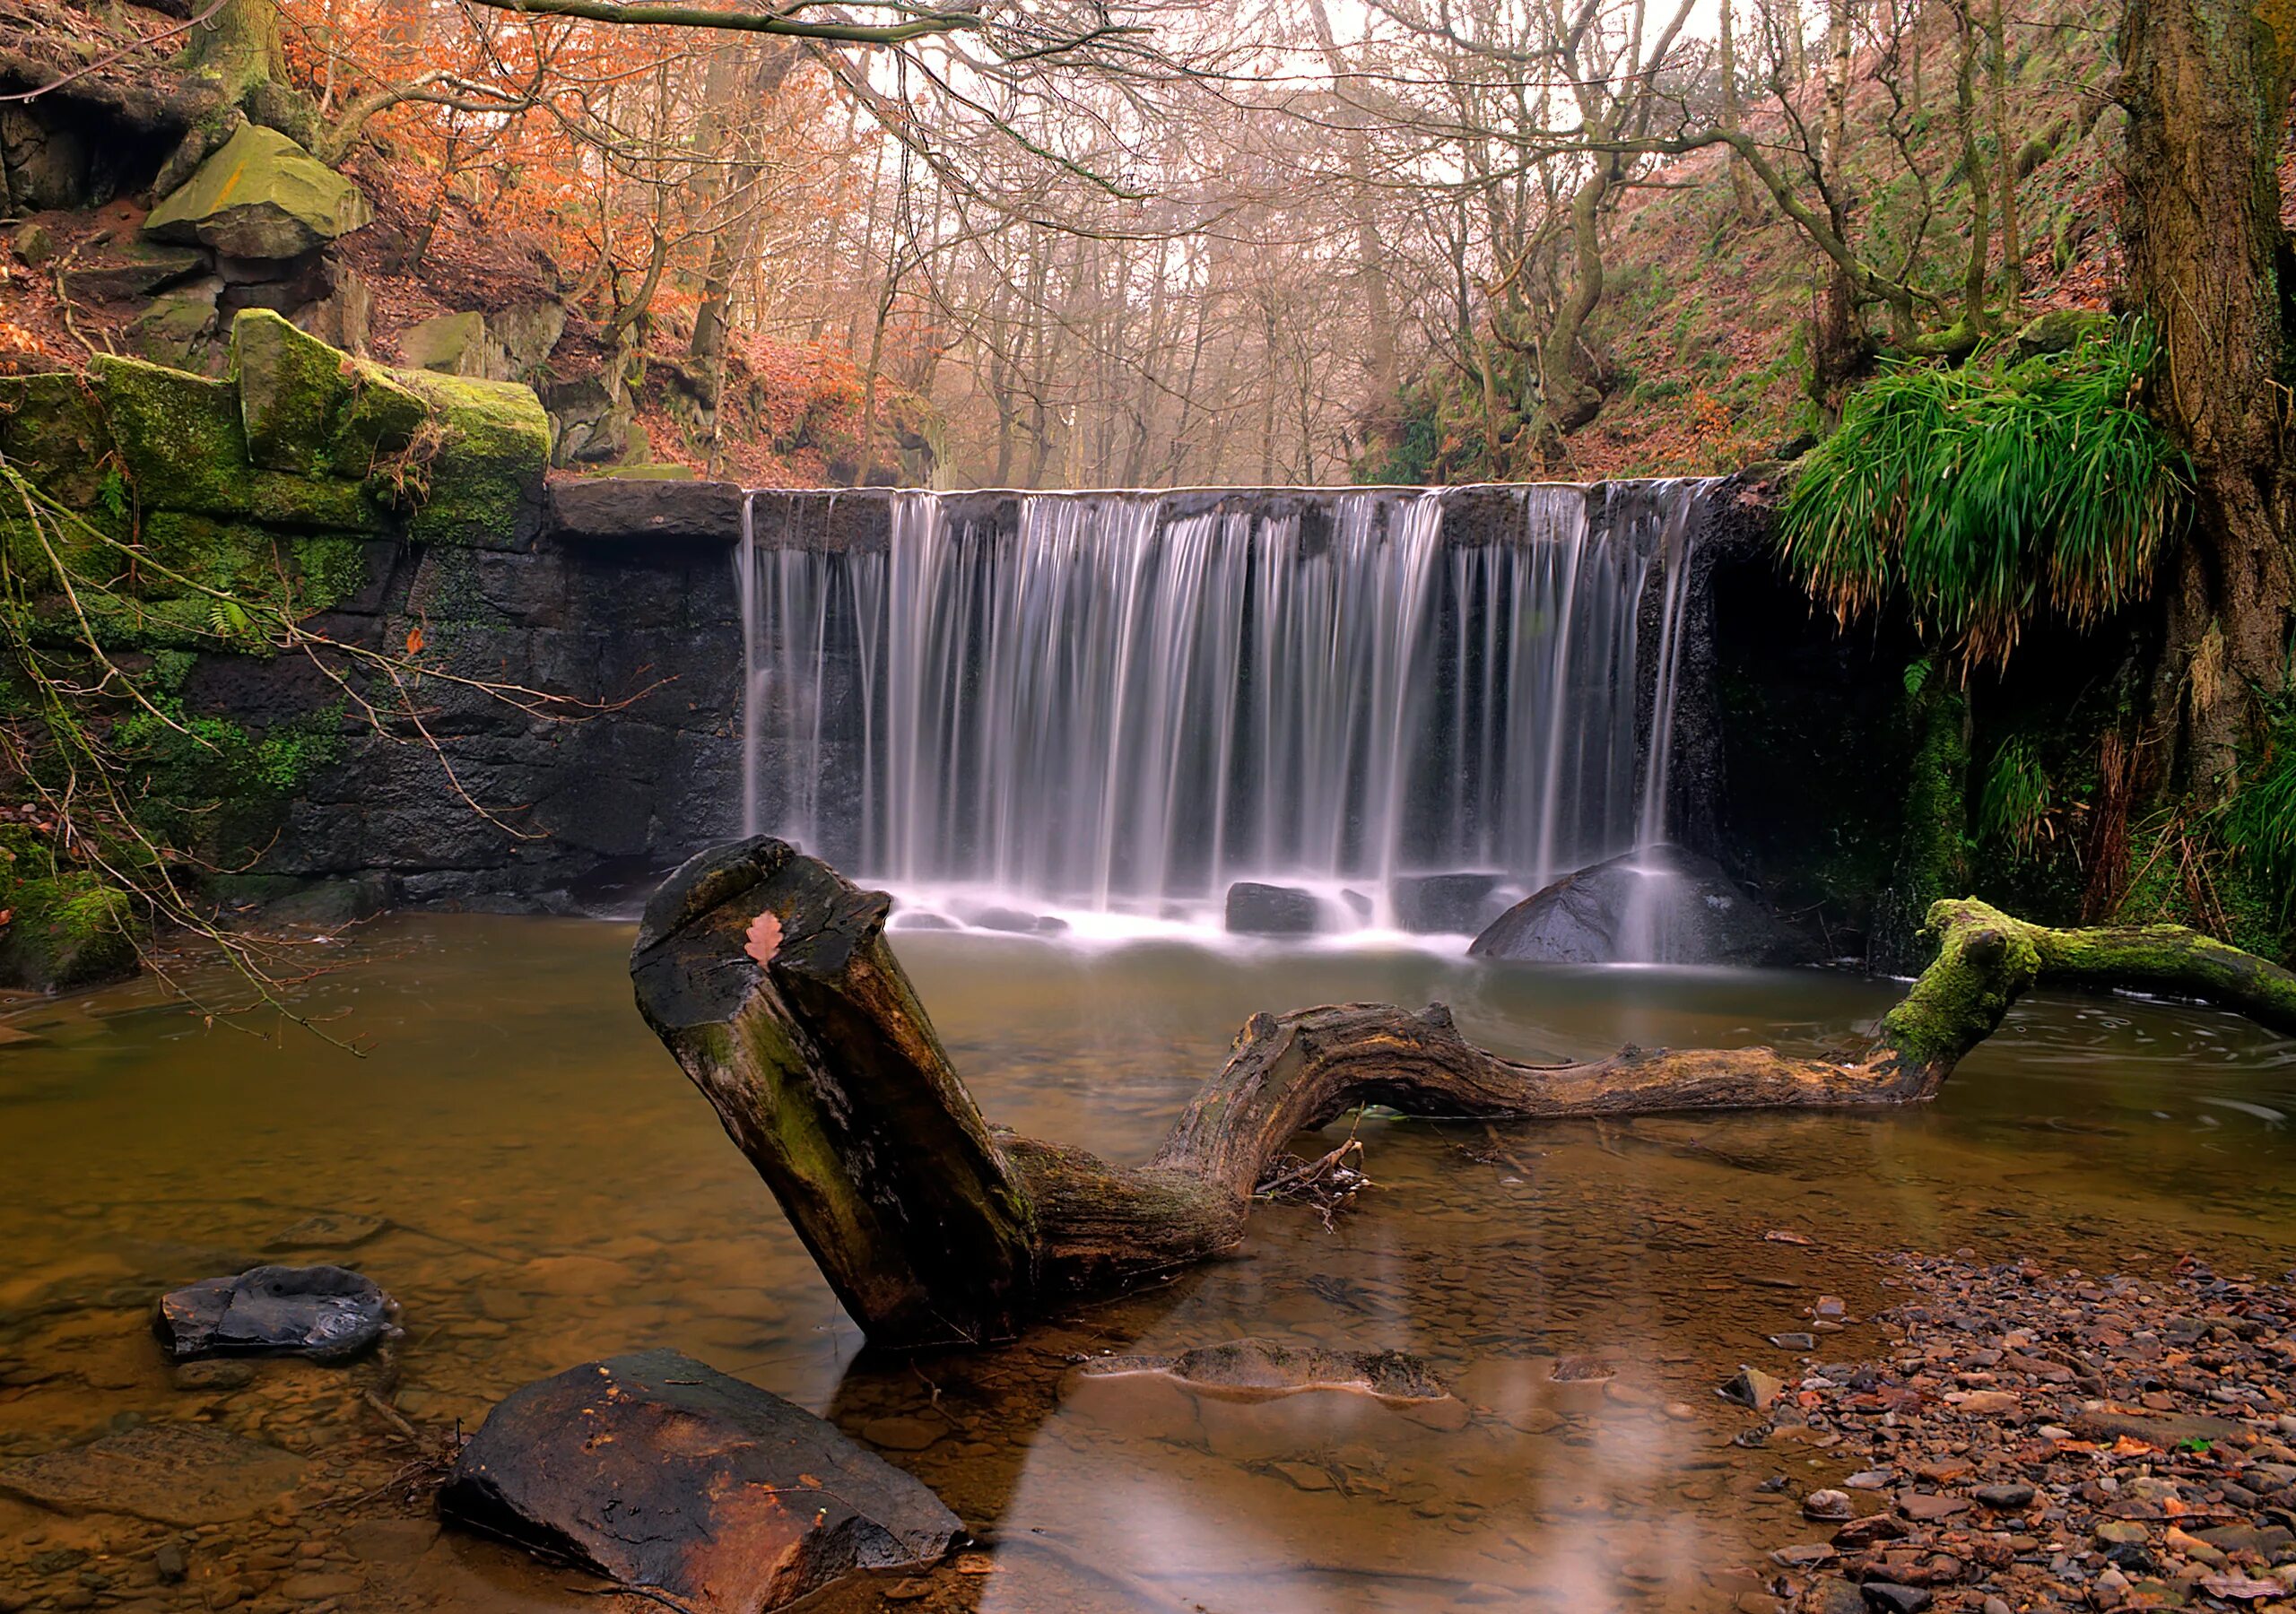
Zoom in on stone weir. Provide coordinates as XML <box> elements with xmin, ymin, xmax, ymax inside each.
<box><xmin>0</xmin><ymin>317</ymin><xmax>1756</xmax><ymax>925</ymax></box>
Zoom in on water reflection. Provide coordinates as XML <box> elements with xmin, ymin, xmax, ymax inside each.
<box><xmin>0</xmin><ymin>917</ymin><xmax>2291</xmax><ymax>1612</ymax></box>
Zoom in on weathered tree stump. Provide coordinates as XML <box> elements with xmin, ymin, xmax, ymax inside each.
<box><xmin>631</xmin><ymin>838</ymin><xmax>2296</xmax><ymax>1349</ymax></box>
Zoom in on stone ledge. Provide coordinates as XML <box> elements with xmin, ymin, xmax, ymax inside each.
<box><xmin>544</xmin><ymin>473</ymin><xmax>748</xmax><ymax>542</ymax></box>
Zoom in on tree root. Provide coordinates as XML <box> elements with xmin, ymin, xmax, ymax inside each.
<box><xmin>630</xmin><ymin>838</ymin><xmax>2295</xmax><ymax>1349</ymax></box>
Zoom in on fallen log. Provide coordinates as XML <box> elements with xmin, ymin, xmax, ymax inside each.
<box><xmin>630</xmin><ymin>839</ymin><xmax>2296</xmax><ymax>1349</ymax></box>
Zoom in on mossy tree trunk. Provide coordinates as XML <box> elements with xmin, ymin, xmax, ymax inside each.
<box><xmin>157</xmin><ymin>0</ymin><xmax>323</xmax><ymax>194</ymax></box>
<box><xmin>631</xmin><ymin>839</ymin><xmax>2296</xmax><ymax>1349</ymax></box>
<box><xmin>2118</xmin><ymin>0</ymin><xmax>2295</xmax><ymax>796</ymax></box>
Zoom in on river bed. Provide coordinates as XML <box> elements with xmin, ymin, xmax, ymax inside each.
<box><xmin>2</xmin><ymin>916</ymin><xmax>2292</xmax><ymax>1612</ymax></box>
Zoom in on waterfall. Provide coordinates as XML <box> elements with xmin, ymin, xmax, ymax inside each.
<box><xmin>734</xmin><ymin>482</ymin><xmax>1709</xmax><ymax>937</ymax></box>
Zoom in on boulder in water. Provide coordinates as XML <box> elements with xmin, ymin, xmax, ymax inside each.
<box><xmin>153</xmin><ymin>1264</ymin><xmax>396</xmax><ymax>1363</ymax></box>
<box><xmin>1468</xmin><ymin>846</ymin><xmax>1786</xmax><ymax>965</ymax></box>
<box><xmin>440</xmin><ymin>1349</ymin><xmax>961</xmax><ymax>1614</ymax></box>
<box><xmin>1390</xmin><ymin>872</ymin><xmax>1513</xmax><ymax>934</ymax></box>
<box><xmin>1224</xmin><ymin>881</ymin><xmax>1322</xmax><ymax>935</ymax></box>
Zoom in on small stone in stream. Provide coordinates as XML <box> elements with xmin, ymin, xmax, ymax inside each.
<box><xmin>1771</xmin><ymin>1543</ymin><xmax>1836</xmax><ymax>1566</ymax></box>
<box><xmin>1770</xmin><ymin>1332</ymin><xmax>1817</xmax><ymax>1351</ymax></box>
<box><xmin>1972</xmin><ymin>1482</ymin><xmax>2034</xmax><ymax>1510</ymax></box>
<box><xmin>1809</xmin><ymin>1580</ymin><xmax>1866</xmax><ymax>1614</ymax></box>
<box><xmin>440</xmin><ymin>1349</ymin><xmax>960</xmax><ymax>1614</ymax></box>
<box><xmin>1813</xmin><ymin>1296</ymin><xmax>1848</xmax><ymax>1320</ymax></box>
<box><xmin>1832</xmin><ymin>1515</ymin><xmax>1907</xmax><ymax>1549</ymax></box>
<box><xmin>2095</xmin><ymin>1521</ymin><xmax>2149</xmax><ymax>1546</ymax></box>
<box><xmin>883</xmin><ymin>1582</ymin><xmax>933</xmax><ymax>1604</ymax></box>
<box><xmin>1803</xmin><ymin>1489</ymin><xmax>1854</xmax><ymax>1521</ymax></box>
<box><xmin>1951</xmin><ymin>1389</ymin><xmax>2019</xmax><ymax>1415</ymax></box>
<box><xmin>172</xmin><ymin>1360</ymin><xmax>256</xmax><ymax>1393</ymax></box>
<box><xmin>1898</xmin><ymin>1493</ymin><xmax>1970</xmax><ymax>1522</ymax></box>
<box><xmin>1845</xmin><ymin>1470</ymin><xmax>1893</xmax><ymax>1489</ymax></box>
<box><xmin>858</xmin><ymin>1416</ymin><xmax>944</xmax><ymax>1453</ymax></box>
<box><xmin>152</xmin><ymin>1546</ymin><xmax>187</xmax><ymax>1584</ymax></box>
<box><xmin>1859</xmin><ymin>1584</ymin><xmax>1931</xmax><ymax>1614</ymax></box>
<box><xmin>1720</xmin><ymin>1367</ymin><xmax>1784</xmax><ymax>1410</ymax></box>
<box><xmin>153</xmin><ymin>1266</ymin><xmax>395</xmax><ymax>1363</ymax></box>
<box><xmin>264</xmin><ymin>1213</ymin><xmax>387</xmax><ymax>1253</ymax></box>
<box><xmin>2195</xmin><ymin>1523</ymin><xmax>2296</xmax><ymax>1558</ymax></box>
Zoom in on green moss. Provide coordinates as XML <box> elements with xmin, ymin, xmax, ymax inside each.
<box><xmin>329</xmin><ymin>362</ymin><xmax>428</xmax><ymax>475</ymax></box>
<box><xmin>248</xmin><ymin>471</ymin><xmax>378</xmax><ymax>531</ymax></box>
<box><xmin>291</xmin><ymin>534</ymin><xmax>370</xmax><ymax>613</ymax></box>
<box><xmin>0</xmin><ymin>372</ymin><xmax>116</xmax><ymax>508</ymax></box>
<box><xmin>232</xmin><ymin>310</ymin><xmax>355</xmax><ymax>476</ymax></box>
<box><xmin>0</xmin><ymin>869</ymin><xmax>138</xmax><ymax>991</ymax></box>
<box><xmin>89</xmin><ymin>354</ymin><xmax>253</xmax><ymax>517</ymax></box>
<box><xmin>396</xmin><ymin>371</ymin><xmax>550</xmax><ymax>549</ymax></box>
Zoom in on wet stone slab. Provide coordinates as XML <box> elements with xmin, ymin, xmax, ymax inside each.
<box><xmin>0</xmin><ymin>1421</ymin><xmax>309</xmax><ymax>1525</ymax></box>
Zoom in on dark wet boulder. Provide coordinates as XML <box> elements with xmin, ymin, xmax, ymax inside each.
<box><xmin>1389</xmin><ymin>872</ymin><xmax>1512</xmax><ymax>934</ymax></box>
<box><xmin>1224</xmin><ymin>881</ymin><xmax>1321</xmax><ymax>936</ymax></box>
<box><xmin>1469</xmin><ymin>845</ymin><xmax>1788</xmax><ymax>965</ymax></box>
<box><xmin>153</xmin><ymin>1265</ymin><xmax>395</xmax><ymax>1364</ymax></box>
<box><xmin>440</xmin><ymin>1349</ymin><xmax>961</xmax><ymax>1614</ymax></box>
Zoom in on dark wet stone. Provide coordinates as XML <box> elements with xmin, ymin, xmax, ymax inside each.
<box><xmin>153</xmin><ymin>1265</ymin><xmax>395</xmax><ymax>1363</ymax></box>
<box><xmin>1974</xmin><ymin>1482</ymin><xmax>2035</xmax><ymax>1510</ymax></box>
<box><xmin>152</xmin><ymin>1545</ymin><xmax>187</xmax><ymax>1584</ymax></box>
<box><xmin>1468</xmin><ymin>844</ymin><xmax>1787</xmax><ymax>964</ymax></box>
<box><xmin>1224</xmin><ymin>881</ymin><xmax>1321</xmax><ymax>936</ymax></box>
<box><xmin>440</xmin><ymin>1349</ymin><xmax>960</xmax><ymax>1614</ymax></box>
<box><xmin>1719</xmin><ymin>1366</ymin><xmax>1784</xmax><ymax>1410</ymax></box>
<box><xmin>0</xmin><ymin>1424</ymin><xmax>306</xmax><ymax>1525</ymax></box>
<box><xmin>968</xmin><ymin>907</ymin><xmax>1041</xmax><ymax>933</ymax></box>
<box><xmin>547</xmin><ymin>476</ymin><xmax>747</xmax><ymax>543</ymax></box>
<box><xmin>1860</xmin><ymin>1585</ymin><xmax>1932</xmax><ymax>1614</ymax></box>
<box><xmin>1389</xmin><ymin>872</ymin><xmax>1513</xmax><ymax>934</ymax></box>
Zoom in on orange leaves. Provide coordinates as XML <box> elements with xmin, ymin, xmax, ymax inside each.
<box><xmin>404</xmin><ymin>625</ymin><xmax>425</xmax><ymax>655</ymax></box>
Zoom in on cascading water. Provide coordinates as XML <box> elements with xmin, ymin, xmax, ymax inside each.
<box><xmin>735</xmin><ymin>482</ymin><xmax>1711</xmax><ymax>940</ymax></box>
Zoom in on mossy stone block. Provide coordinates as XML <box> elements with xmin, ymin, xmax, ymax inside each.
<box><xmin>250</xmin><ymin>472</ymin><xmax>378</xmax><ymax>531</ymax></box>
<box><xmin>141</xmin><ymin>511</ymin><xmax>276</xmax><ymax>594</ymax></box>
<box><xmin>0</xmin><ymin>371</ymin><xmax>115</xmax><ymax>507</ymax></box>
<box><xmin>398</xmin><ymin>372</ymin><xmax>550</xmax><ymax>550</ymax></box>
<box><xmin>399</xmin><ymin>310</ymin><xmax>488</xmax><ymax>377</ymax></box>
<box><xmin>233</xmin><ymin>309</ymin><xmax>354</xmax><ymax>476</ymax></box>
<box><xmin>330</xmin><ymin>362</ymin><xmax>428</xmax><ymax>475</ymax></box>
<box><xmin>90</xmin><ymin>354</ymin><xmax>253</xmax><ymax>516</ymax></box>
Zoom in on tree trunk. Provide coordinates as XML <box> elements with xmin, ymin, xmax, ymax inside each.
<box><xmin>631</xmin><ymin>839</ymin><xmax>2296</xmax><ymax>1349</ymax></box>
<box><xmin>2118</xmin><ymin>0</ymin><xmax>2295</xmax><ymax>795</ymax></box>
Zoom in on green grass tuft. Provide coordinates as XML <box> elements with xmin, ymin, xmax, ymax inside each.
<box><xmin>1779</xmin><ymin>321</ymin><xmax>2191</xmax><ymax>667</ymax></box>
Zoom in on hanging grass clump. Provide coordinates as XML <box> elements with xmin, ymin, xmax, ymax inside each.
<box><xmin>1779</xmin><ymin>320</ymin><xmax>2192</xmax><ymax>668</ymax></box>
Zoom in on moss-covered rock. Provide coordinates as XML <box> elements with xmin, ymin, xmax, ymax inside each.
<box><xmin>398</xmin><ymin>371</ymin><xmax>551</xmax><ymax>550</ymax></box>
<box><xmin>0</xmin><ymin>371</ymin><xmax>114</xmax><ymax>508</ymax></box>
<box><xmin>126</xmin><ymin>278</ymin><xmax>225</xmax><ymax>374</ymax></box>
<box><xmin>0</xmin><ymin>871</ymin><xmax>138</xmax><ymax>992</ymax></box>
<box><xmin>328</xmin><ymin>361</ymin><xmax>427</xmax><ymax>475</ymax></box>
<box><xmin>234</xmin><ymin>309</ymin><xmax>354</xmax><ymax>475</ymax></box>
<box><xmin>90</xmin><ymin>354</ymin><xmax>252</xmax><ymax>517</ymax></box>
<box><xmin>399</xmin><ymin>310</ymin><xmax>489</xmax><ymax>377</ymax></box>
<box><xmin>250</xmin><ymin>472</ymin><xmax>376</xmax><ymax>531</ymax></box>
<box><xmin>144</xmin><ymin>125</ymin><xmax>373</xmax><ymax>261</ymax></box>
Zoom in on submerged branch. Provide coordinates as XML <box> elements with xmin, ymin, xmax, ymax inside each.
<box><xmin>629</xmin><ymin>840</ymin><xmax>2295</xmax><ymax>1349</ymax></box>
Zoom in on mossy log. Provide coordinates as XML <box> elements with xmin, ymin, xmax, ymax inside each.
<box><xmin>631</xmin><ymin>840</ymin><xmax>2296</xmax><ymax>1349</ymax></box>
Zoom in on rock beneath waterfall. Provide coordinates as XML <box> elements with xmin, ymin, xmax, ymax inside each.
<box><xmin>1468</xmin><ymin>846</ymin><xmax>1787</xmax><ymax>965</ymax></box>
<box><xmin>441</xmin><ymin>1349</ymin><xmax>960</xmax><ymax>1614</ymax></box>
<box><xmin>1390</xmin><ymin>872</ymin><xmax>1515</xmax><ymax>934</ymax></box>
<box><xmin>1225</xmin><ymin>881</ymin><xmax>1323</xmax><ymax>936</ymax></box>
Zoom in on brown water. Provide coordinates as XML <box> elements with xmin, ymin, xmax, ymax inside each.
<box><xmin>2</xmin><ymin>917</ymin><xmax>2292</xmax><ymax>1613</ymax></box>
